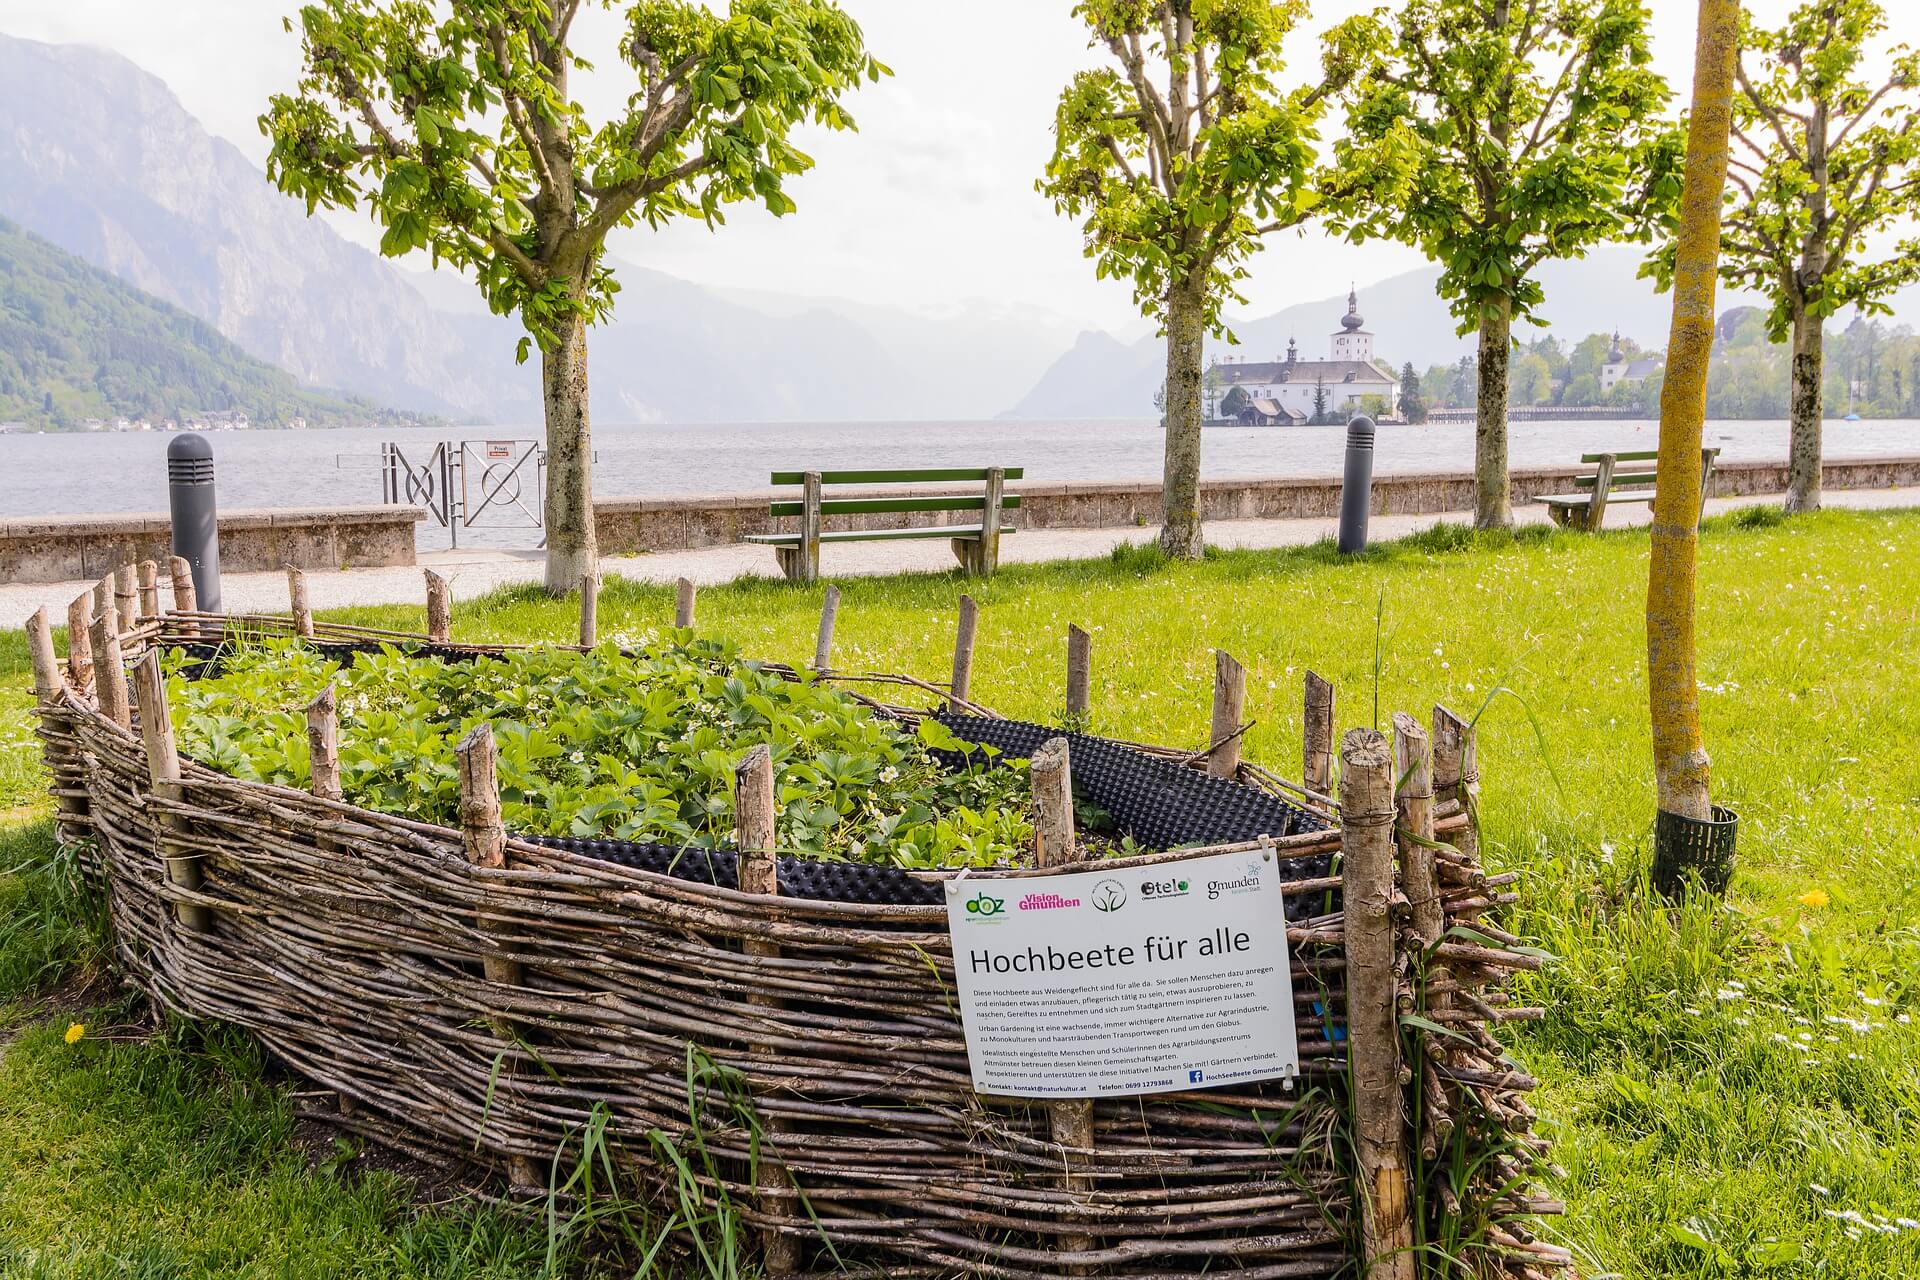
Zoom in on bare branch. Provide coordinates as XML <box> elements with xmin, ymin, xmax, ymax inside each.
<box><xmin>487</xmin><ymin>22</ymin><xmax>561</xmax><ymax>194</ymax></box>
<box><xmin>1736</xmin><ymin>58</ymin><xmax>1805</xmax><ymax>168</ymax></box>
<box><xmin>1107</xmin><ymin>32</ymin><xmax>1176</xmax><ymax>195</ymax></box>
<box><xmin>1827</xmin><ymin>81</ymin><xmax>1900</xmax><ymax>153</ymax></box>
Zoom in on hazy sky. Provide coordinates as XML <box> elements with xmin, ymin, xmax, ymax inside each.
<box><xmin>3</xmin><ymin>0</ymin><xmax>1914</xmax><ymax>330</ymax></box>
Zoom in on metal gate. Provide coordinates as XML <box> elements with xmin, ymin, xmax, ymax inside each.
<box><xmin>380</xmin><ymin>439</ymin><xmax>547</xmax><ymax>548</ymax></box>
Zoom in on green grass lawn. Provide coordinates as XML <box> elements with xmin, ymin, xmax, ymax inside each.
<box><xmin>2</xmin><ymin>506</ymin><xmax>1917</xmax><ymax>1277</ymax></box>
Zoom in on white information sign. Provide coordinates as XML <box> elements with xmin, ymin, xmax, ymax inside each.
<box><xmin>945</xmin><ymin>848</ymin><xmax>1300</xmax><ymax>1098</ymax></box>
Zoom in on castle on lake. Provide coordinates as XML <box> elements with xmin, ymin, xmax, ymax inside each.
<box><xmin>1211</xmin><ymin>288</ymin><xmax>1401</xmax><ymax>424</ymax></box>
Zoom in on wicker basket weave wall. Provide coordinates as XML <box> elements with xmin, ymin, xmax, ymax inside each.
<box><xmin>30</xmin><ymin>612</ymin><xmax>1556</xmax><ymax>1280</ymax></box>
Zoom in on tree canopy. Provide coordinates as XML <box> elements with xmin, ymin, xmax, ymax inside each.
<box><xmin>1714</xmin><ymin>0</ymin><xmax>1919</xmax><ymax>340</ymax></box>
<box><xmin>263</xmin><ymin>0</ymin><xmax>886</xmax><ymax>351</ymax></box>
<box><xmin>1039</xmin><ymin>0</ymin><xmax>1367</xmax><ymax>335</ymax></box>
<box><xmin>1326</xmin><ymin>0</ymin><xmax>1679</xmax><ymax>335</ymax></box>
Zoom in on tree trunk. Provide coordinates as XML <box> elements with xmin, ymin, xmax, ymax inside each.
<box><xmin>1159</xmin><ymin>276</ymin><xmax>1207</xmax><ymax>560</ymax></box>
<box><xmin>542</xmin><ymin>308</ymin><xmax>598</xmax><ymax>595</ymax></box>
<box><xmin>1785</xmin><ymin>303</ymin><xmax>1823</xmax><ymax>512</ymax></box>
<box><xmin>1647</xmin><ymin>0</ymin><xmax>1739</xmax><ymax>823</ymax></box>
<box><xmin>1474</xmin><ymin>296</ymin><xmax>1513</xmax><ymax>529</ymax></box>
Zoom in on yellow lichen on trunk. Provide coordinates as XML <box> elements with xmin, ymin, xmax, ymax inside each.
<box><xmin>1647</xmin><ymin>0</ymin><xmax>1740</xmax><ymax>821</ymax></box>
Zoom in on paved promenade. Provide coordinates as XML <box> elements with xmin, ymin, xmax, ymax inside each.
<box><xmin>5</xmin><ymin>486</ymin><xmax>1917</xmax><ymax>631</ymax></box>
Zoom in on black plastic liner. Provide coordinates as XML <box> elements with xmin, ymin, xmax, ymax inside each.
<box><xmin>931</xmin><ymin>713</ymin><xmax>1329</xmax><ymax>848</ymax></box>
<box><xmin>525</xmin><ymin>837</ymin><xmax>949</xmax><ymax>907</ymax></box>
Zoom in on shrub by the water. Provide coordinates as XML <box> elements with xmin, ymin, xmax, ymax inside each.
<box><xmin>166</xmin><ymin>637</ymin><xmax>1034</xmax><ymax>868</ymax></box>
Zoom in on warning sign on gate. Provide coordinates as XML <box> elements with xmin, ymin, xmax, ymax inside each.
<box><xmin>944</xmin><ymin>849</ymin><xmax>1299</xmax><ymax>1098</ymax></box>
<box><xmin>484</xmin><ymin>440</ymin><xmax>515</xmax><ymax>460</ymax></box>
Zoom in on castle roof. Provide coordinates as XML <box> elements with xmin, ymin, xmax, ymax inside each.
<box><xmin>1340</xmin><ymin>285</ymin><xmax>1365</xmax><ymax>331</ymax></box>
<box><xmin>1217</xmin><ymin>358</ymin><xmax>1396</xmax><ymax>386</ymax></box>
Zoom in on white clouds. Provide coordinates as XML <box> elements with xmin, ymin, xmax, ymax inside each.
<box><xmin>2</xmin><ymin>0</ymin><xmax>1913</xmax><ymax>334</ymax></box>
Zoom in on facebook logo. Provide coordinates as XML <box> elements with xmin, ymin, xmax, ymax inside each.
<box><xmin>1188</xmin><ymin>1069</ymin><xmax>1204</xmax><ymax>1083</ymax></box>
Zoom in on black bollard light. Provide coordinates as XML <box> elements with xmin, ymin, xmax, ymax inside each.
<box><xmin>167</xmin><ymin>434</ymin><xmax>222</xmax><ymax>612</ymax></box>
<box><xmin>1337</xmin><ymin>414</ymin><xmax>1375</xmax><ymax>554</ymax></box>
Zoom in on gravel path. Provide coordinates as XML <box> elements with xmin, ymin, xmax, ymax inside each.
<box><xmin>7</xmin><ymin>487</ymin><xmax>1917</xmax><ymax>630</ymax></box>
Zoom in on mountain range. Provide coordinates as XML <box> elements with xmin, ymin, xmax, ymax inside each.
<box><xmin>0</xmin><ymin>215</ymin><xmax>422</xmax><ymax>429</ymax></box>
<box><xmin>1</xmin><ymin>31</ymin><xmax>1914</xmax><ymax>427</ymax></box>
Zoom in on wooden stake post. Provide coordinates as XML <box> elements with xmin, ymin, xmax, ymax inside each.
<box><xmin>114</xmin><ymin>563</ymin><xmax>139</xmax><ymax>634</ymax></box>
<box><xmin>1340</xmin><ymin>728</ymin><xmax>1415</xmax><ymax>1280</ymax></box>
<box><xmin>1030</xmin><ymin>737</ymin><xmax>1094</xmax><ymax>1268</ymax></box>
<box><xmin>1208</xmin><ymin>649</ymin><xmax>1246</xmax><ymax>779</ymax></box>
<box><xmin>1432</xmin><ymin>705</ymin><xmax>1481</xmax><ymax>860</ymax></box>
<box><xmin>26</xmin><ymin>609</ymin><xmax>61</xmax><ymax>708</ymax></box>
<box><xmin>287</xmin><ymin>567</ymin><xmax>315</xmax><ymax>639</ymax></box>
<box><xmin>734</xmin><ymin>745</ymin><xmax>800</xmax><ymax>1274</ymax></box>
<box><xmin>424</xmin><ymin>570</ymin><xmax>452</xmax><ymax>644</ymax></box>
<box><xmin>578</xmin><ymin>573</ymin><xmax>599</xmax><ymax>649</ymax></box>
<box><xmin>950</xmin><ymin>594</ymin><xmax>978</xmax><ymax>706</ymax></box>
<box><xmin>168</xmin><ymin>555</ymin><xmax>198</xmax><ymax>613</ymax></box>
<box><xmin>137</xmin><ymin>560</ymin><xmax>161</xmax><ymax>621</ymax></box>
<box><xmin>27</xmin><ymin>609</ymin><xmax>89</xmax><ymax>842</ymax></box>
<box><xmin>88</xmin><ymin>586</ymin><xmax>130</xmax><ymax>730</ymax></box>
<box><xmin>454</xmin><ymin>723</ymin><xmax>541</xmax><ymax>1192</ymax></box>
<box><xmin>168</xmin><ymin>556</ymin><xmax>199</xmax><ymax>642</ymax></box>
<box><xmin>66</xmin><ymin>593</ymin><xmax>94</xmax><ymax>693</ymax></box>
<box><xmin>307</xmin><ymin>685</ymin><xmax>343</xmax><ymax>803</ymax></box>
<box><xmin>1065</xmin><ymin>624</ymin><xmax>1091</xmax><ymax>719</ymax></box>
<box><xmin>1392</xmin><ymin>713</ymin><xmax>1443</xmax><ymax>948</ymax></box>
<box><xmin>675</xmin><ymin>577</ymin><xmax>697</xmax><ymax>629</ymax></box>
<box><xmin>132</xmin><ymin>652</ymin><xmax>211</xmax><ymax>933</ymax></box>
<box><xmin>813</xmin><ymin>584</ymin><xmax>840</xmax><ymax>672</ymax></box>
<box><xmin>1303</xmin><ymin>672</ymin><xmax>1335</xmax><ymax>798</ymax></box>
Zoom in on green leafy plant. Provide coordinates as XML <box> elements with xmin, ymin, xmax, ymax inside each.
<box><xmin>167</xmin><ymin>637</ymin><xmax>1033</xmax><ymax>869</ymax></box>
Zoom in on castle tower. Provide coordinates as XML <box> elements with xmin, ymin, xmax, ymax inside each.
<box><xmin>1331</xmin><ymin>285</ymin><xmax>1373</xmax><ymax>362</ymax></box>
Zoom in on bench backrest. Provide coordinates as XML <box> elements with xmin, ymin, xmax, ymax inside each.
<box><xmin>768</xmin><ymin>467</ymin><xmax>1024</xmax><ymax>517</ymax></box>
<box><xmin>1572</xmin><ymin>448</ymin><xmax>1718</xmax><ymax>491</ymax></box>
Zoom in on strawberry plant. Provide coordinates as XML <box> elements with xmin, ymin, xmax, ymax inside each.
<box><xmin>164</xmin><ymin>637</ymin><xmax>1033</xmax><ymax>869</ymax></box>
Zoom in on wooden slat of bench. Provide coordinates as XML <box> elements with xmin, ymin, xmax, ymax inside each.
<box><xmin>1540</xmin><ymin>491</ymin><xmax>1655</xmax><ymax>507</ymax></box>
<box><xmin>1573</xmin><ymin>471</ymin><xmax>1659</xmax><ymax>489</ymax></box>
<box><xmin>1577</xmin><ymin>448</ymin><xmax>1719</xmax><ymax>464</ymax></box>
<box><xmin>768</xmin><ymin>494</ymin><xmax>1025</xmax><ymax>517</ymax></box>
<box><xmin>768</xmin><ymin>467</ymin><xmax>1025</xmax><ymax>485</ymax></box>
<box><xmin>745</xmin><ymin>523</ymin><xmax>1016</xmax><ymax>546</ymax></box>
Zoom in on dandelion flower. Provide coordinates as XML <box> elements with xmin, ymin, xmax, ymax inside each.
<box><xmin>64</xmin><ymin>1022</ymin><xmax>86</xmax><ymax>1044</ymax></box>
<box><xmin>1798</xmin><ymin>889</ymin><xmax>1830</xmax><ymax>909</ymax></box>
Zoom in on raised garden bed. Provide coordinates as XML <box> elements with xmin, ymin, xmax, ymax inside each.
<box><xmin>27</xmin><ymin>591</ymin><xmax>1566</xmax><ymax>1279</ymax></box>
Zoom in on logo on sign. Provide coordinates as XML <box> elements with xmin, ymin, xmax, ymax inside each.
<box><xmin>1090</xmin><ymin>879</ymin><xmax>1127</xmax><ymax>912</ymax></box>
<box><xmin>964</xmin><ymin>892</ymin><xmax>1006</xmax><ymax>918</ymax></box>
<box><xmin>1188</xmin><ymin>1069</ymin><xmax>1205</xmax><ymax>1083</ymax></box>
<box><xmin>1140</xmin><ymin>876</ymin><xmax>1190</xmax><ymax>901</ymax></box>
<box><xmin>1017</xmin><ymin>892</ymin><xmax>1081</xmax><ymax>912</ymax></box>
<box><xmin>1207</xmin><ymin>861</ymin><xmax>1268</xmax><ymax>900</ymax></box>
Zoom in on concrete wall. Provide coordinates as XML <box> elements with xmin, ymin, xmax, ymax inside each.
<box><xmin>0</xmin><ymin>506</ymin><xmax>425</xmax><ymax>584</ymax></box>
<box><xmin>594</xmin><ymin>455</ymin><xmax>1920</xmax><ymax>555</ymax></box>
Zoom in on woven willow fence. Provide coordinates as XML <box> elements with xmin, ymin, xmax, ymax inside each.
<box><xmin>25</xmin><ymin>562</ymin><xmax>1568</xmax><ymax>1280</ymax></box>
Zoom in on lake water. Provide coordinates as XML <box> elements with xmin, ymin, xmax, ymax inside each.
<box><xmin>4</xmin><ymin>416</ymin><xmax>1916</xmax><ymax>549</ymax></box>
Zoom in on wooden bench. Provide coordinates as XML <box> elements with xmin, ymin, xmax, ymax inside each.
<box><xmin>1538</xmin><ymin>448</ymin><xmax>1719</xmax><ymax>531</ymax></box>
<box><xmin>746</xmin><ymin>467</ymin><xmax>1021</xmax><ymax>583</ymax></box>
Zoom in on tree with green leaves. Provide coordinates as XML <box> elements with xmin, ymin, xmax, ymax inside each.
<box><xmin>262</xmin><ymin>0</ymin><xmax>885</xmax><ymax>592</ymax></box>
<box><xmin>1649</xmin><ymin>0</ymin><xmax>1739</xmax><ymax>828</ymax></box>
<box><xmin>1039</xmin><ymin>0</ymin><xmax>1369</xmax><ymax>559</ymax></box>
<box><xmin>1399</xmin><ymin>361</ymin><xmax>1426</xmax><ymax>422</ymax></box>
<box><xmin>1311</xmin><ymin>373</ymin><xmax>1329</xmax><ymax>424</ymax></box>
<box><xmin>1681</xmin><ymin>0</ymin><xmax>1919</xmax><ymax>512</ymax></box>
<box><xmin>1221</xmin><ymin>383</ymin><xmax>1251</xmax><ymax>421</ymax></box>
<box><xmin>1326</xmin><ymin>0</ymin><xmax>1678</xmax><ymax>528</ymax></box>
